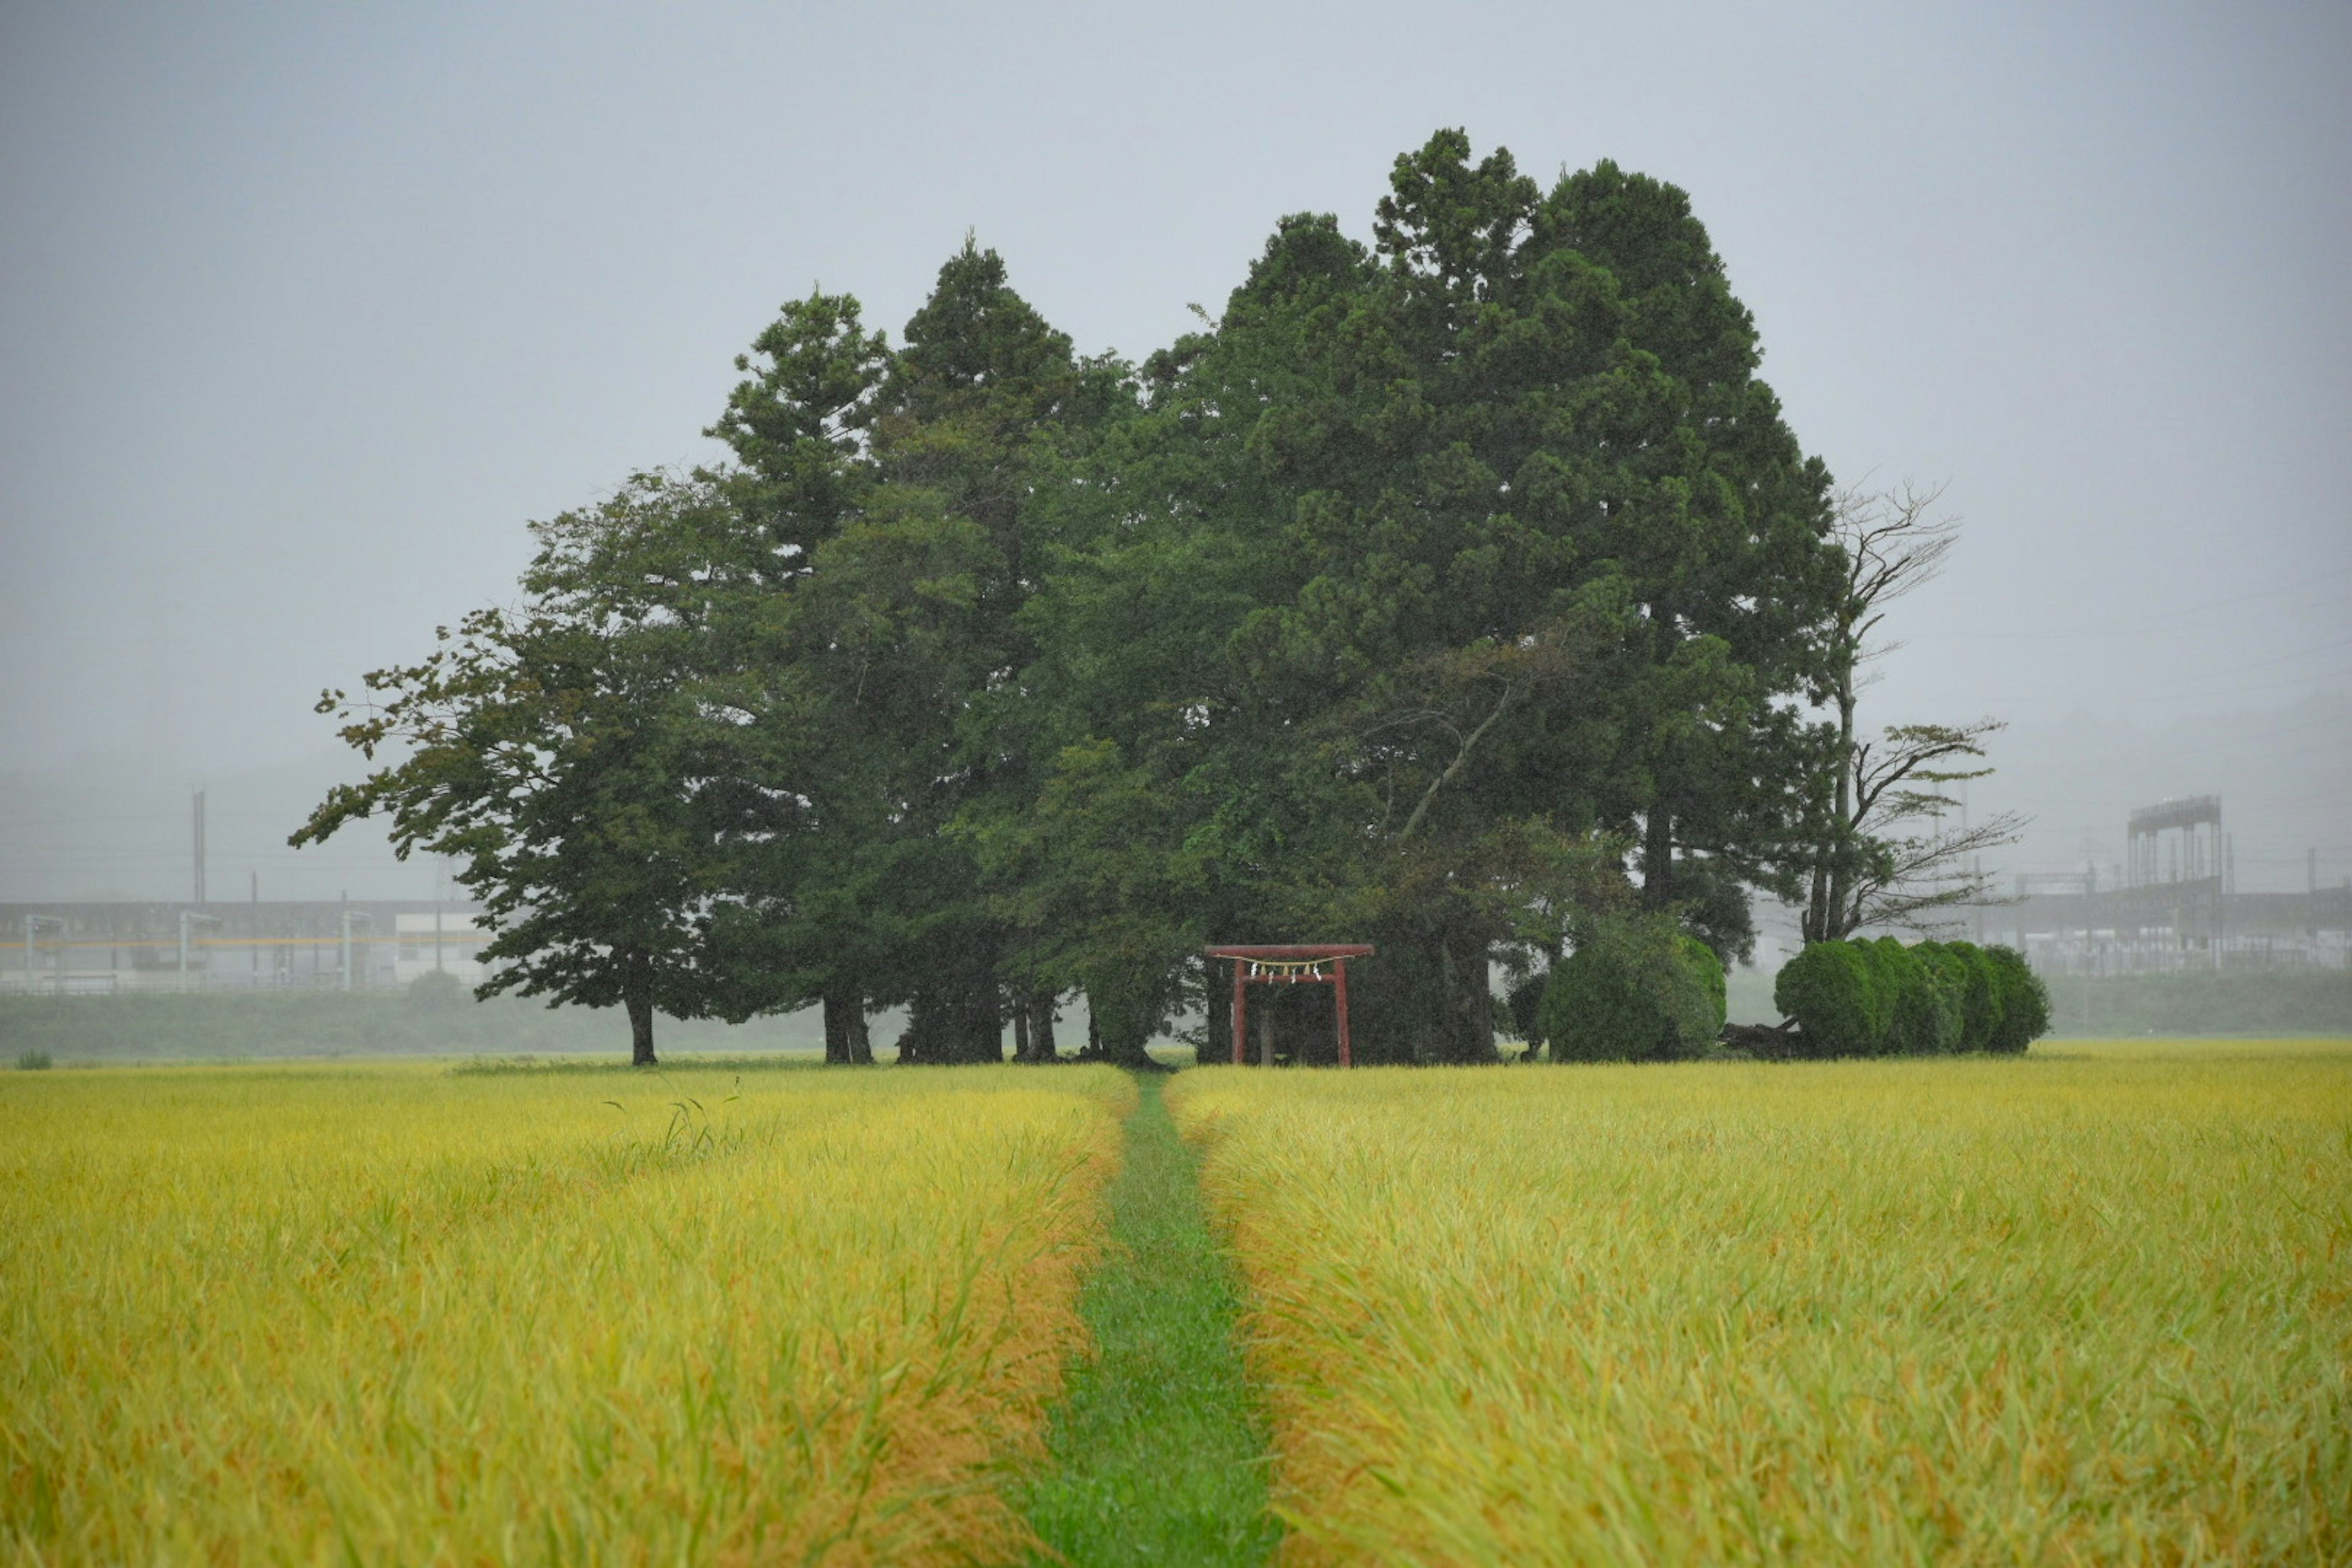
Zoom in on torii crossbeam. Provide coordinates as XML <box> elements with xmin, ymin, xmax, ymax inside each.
<box><xmin>1204</xmin><ymin>944</ymin><xmax>1375</xmax><ymax>1067</ymax></box>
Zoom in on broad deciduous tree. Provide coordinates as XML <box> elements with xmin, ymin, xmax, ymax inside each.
<box><xmin>294</xmin><ymin>472</ymin><xmax>766</xmax><ymax>1064</ymax></box>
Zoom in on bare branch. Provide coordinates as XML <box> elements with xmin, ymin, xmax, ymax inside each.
<box><xmin>1799</xmin><ymin>480</ymin><xmax>2034</xmax><ymax>943</ymax></box>
<box><xmin>1397</xmin><ymin>680</ymin><xmax>1517</xmax><ymax>841</ymax></box>
<box><xmin>1850</xmin><ymin>810</ymin><xmax>2029</xmax><ymax>935</ymax></box>
<box><xmin>1829</xmin><ymin>481</ymin><xmax>1961</xmax><ymax>671</ymax></box>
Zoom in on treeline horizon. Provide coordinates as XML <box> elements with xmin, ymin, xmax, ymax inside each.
<box><xmin>298</xmin><ymin>129</ymin><xmax>1987</xmax><ymax>1066</ymax></box>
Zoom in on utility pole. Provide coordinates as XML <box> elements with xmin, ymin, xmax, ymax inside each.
<box><xmin>178</xmin><ymin>910</ymin><xmax>220</xmax><ymax>993</ymax></box>
<box><xmin>339</xmin><ymin>908</ymin><xmax>372</xmax><ymax>992</ymax></box>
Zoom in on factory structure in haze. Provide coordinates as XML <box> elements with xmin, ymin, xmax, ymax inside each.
<box><xmin>1996</xmin><ymin>794</ymin><xmax>2350</xmax><ymax>975</ymax></box>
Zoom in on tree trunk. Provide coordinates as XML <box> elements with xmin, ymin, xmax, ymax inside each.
<box><xmin>625</xmin><ymin>985</ymin><xmax>657</xmax><ymax>1067</ymax></box>
<box><xmin>822</xmin><ymin>984</ymin><xmax>872</xmax><ymax>1066</ymax></box>
<box><xmin>1822</xmin><ymin>686</ymin><xmax>1858</xmax><ymax>941</ymax></box>
<box><xmin>1642</xmin><ymin>806</ymin><xmax>1675</xmax><ymax>910</ymax></box>
<box><xmin>967</xmin><ymin>979</ymin><xmax>1005</xmax><ymax>1063</ymax></box>
<box><xmin>1085</xmin><ymin>987</ymin><xmax>1158</xmax><ymax>1068</ymax></box>
<box><xmin>1432</xmin><ymin>933</ymin><xmax>1502</xmax><ymax>1064</ymax></box>
<box><xmin>1014</xmin><ymin>989</ymin><xmax>1058</xmax><ymax>1062</ymax></box>
<box><xmin>1468</xmin><ymin>942</ymin><xmax>1498</xmax><ymax>1061</ymax></box>
<box><xmin>896</xmin><ymin>989</ymin><xmax>934</xmax><ymax>1064</ymax></box>
<box><xmin>1799</xmin><ymin>661</ymin><xmax>1860</xmax><ymax>945</ymax></box>
<box><xmin>1803</xmin><ymin>845</ymin><xmax>1830</xmax><ymax>946</ymax></box>
<box><xmin>823</xmin><ymin>986</ymin><xmax>848</xmax><ymax>1065</ymax></box>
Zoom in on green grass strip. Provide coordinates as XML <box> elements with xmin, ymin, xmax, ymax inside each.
<box><xmin>1020</xmin><ymin>1072</ymin><xmax>1281</xmax><ymax>1567</ymax></box>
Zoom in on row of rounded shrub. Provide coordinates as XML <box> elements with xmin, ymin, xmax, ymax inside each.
<box><xmin>1773</xmin><ymin>937</ymin><xmax>2050</xmax><ymax>1056</ymax></box>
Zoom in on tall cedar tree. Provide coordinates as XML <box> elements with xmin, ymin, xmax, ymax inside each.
<box><xmin>860</xmin><ymin>239</ymin><xmax>1134</xmax><ymax>1061</ymax></box>
<box><xmin>698</xmin><ymin>291</ymin><xmax>895</xmax><ymax>1061</ymax></box>
<box><xmin>1011</xmin><ymin>132</ymin><xmax>1839</xmax><ymax>1061</ymax></box>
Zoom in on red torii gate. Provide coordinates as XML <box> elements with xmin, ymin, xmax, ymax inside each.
<box><xmin>1205</xmin><ymin>944</ymin><xmax>1374</xmax><ymax>1067</ymax></box>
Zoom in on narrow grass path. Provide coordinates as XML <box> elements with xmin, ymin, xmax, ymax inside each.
<box><xmin>1020</xmin><ymin>1072</ymin><xmax>1281</xmax><ymax>1567</ymax></box>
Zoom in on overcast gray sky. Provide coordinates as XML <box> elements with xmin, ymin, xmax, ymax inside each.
<box><xmin>2</xmin><ymin>0</ymin><xmax>2346</xmax><ymax>905</ymax></box>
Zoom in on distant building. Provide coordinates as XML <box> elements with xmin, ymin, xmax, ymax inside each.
<box><xmin>2</xmin><ymin>900</ymin><xmax>489</xmax><ymax>995</ymax></box>
<box><xmin>1994</xmin><ymin>796</ymin><xmax>2350</xmax><ymax>976</ymax></box>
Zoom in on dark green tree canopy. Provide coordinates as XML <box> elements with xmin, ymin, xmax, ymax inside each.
<box><xmin>1003</xmin><ymin>130</ymin><xmax>1840</xmax><ymax>1058</ymax></box>
<box><xmin>706</xmin><ymin>290</ymin><xmax>891</xmax><ymax>569</ymax></box>
<box><xmin>293</xmin><ymin>471</ymin><xmax>769</xmax><ymax>1063</ymax></box>
<box><xmin>301</xmin><ymin>132</ymin><xmax>1878</xmax><ymax>1066</ymax></box>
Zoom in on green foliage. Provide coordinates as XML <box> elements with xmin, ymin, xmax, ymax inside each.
<box><xmin>1003</xmin><ymin>132</ymin><xmax>1837</xmax><ymax>1058</ymax></box>
<box><xmin>1983</xmin><ymin>946</ymin><xmax>2050</xmax><ymax>1054</ymax></box>
<box><xmin>1909</xmin><ymin>942</ymin><xmax>1973</xmax><ymax>1054</ymax></box>
<box><xmin>1872</xmin><ymin>936</ymin><xmax>1959</xmax><ymax>1055</ymax></box>
<box><xmin>1774</xmin><ymin>941</ymin><xmax>1887</xmax><ymax>1055</ymax></box>
<box><xmin>1685</xmin><ymin>935</ymin><xmax>1729</xmax><ymax>1040</ymax></box>
<box><xmin>293</xmin><ymin>470</ymin><xmax>769</xmax><ymax>1065</ymax></box>
<box><xmin>1951</xmin><ymin>943</ymin><xmax>2006</xmax><ymax>1052</ymax></box>
<box><xmin>1541</xmin><ymin>916</ymin><xmax>1724</xmax><ymax>1062</ymax></box>
<box><xmin>15</xmin><ymin>1049</ymin><xmax>51</xmax><ymax>1071</ymax></box>
<box><xmin>1504</xmin><ymin>973</ymin><xmax>1548</xmax><ymax>1049</ymax></box>
<box><xmin>1776</xmin><ymin>937</ymin><xmax>2049</xmax><ymax>1055</ymax></box>
<box><xmin>704</xmin><ymin>288</ymin><xmax>890</xmax><ymax>562</ymax></box>
<box><xmin>406</xmin><ymin>970</ymin><xmax>469</xmax><ymax>1010</ymax></box>
<box><xmin>302</xmin><ymin>132</ymin><xmax>1853</xmax><ymax>1066</ymax></box>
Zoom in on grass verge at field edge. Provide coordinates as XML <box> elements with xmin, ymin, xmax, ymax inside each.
<box><xmin>1019</xmin><ymin>1073</ymin><xmax>1281</xmax><ymax>1567</ymax></box>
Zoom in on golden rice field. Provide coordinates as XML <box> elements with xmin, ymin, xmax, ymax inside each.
<box><xmin>0</xmin><ymin>1061</ymin><xmax>1130</xmax><ymax>1566</ymax></box>
<box><xmin>1170</xmin><ymin>1039</ymin><xmax>2352</xmax><ymax>1566</ymax></box>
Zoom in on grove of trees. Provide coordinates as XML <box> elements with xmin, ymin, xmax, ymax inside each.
<box><xmin>296</xmin><ymin>130</ymin><xmax>2021</xmax><ymax>1065</ymax></box>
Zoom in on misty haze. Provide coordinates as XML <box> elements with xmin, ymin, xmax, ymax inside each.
<box><xmin>2</xmin><ymin>5</ymin><xmax>2347</xmax><ymax>1562</ymax></box>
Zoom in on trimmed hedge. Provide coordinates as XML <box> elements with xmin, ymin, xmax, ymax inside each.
<box><xmin>1880</xmin><ymin>938</ymin><xmax>1960</xmax><ymax>1055</ymax></box>
<box><xmin>1541</xmin><ymin>916</ymin><xmax>1726</xmax><ymax>1062</ymax></box>
<box><xmin>1773</xmin><ymin>937</ymin><xmax>2048</xmax><ymax>1057</ymax></box>
<box><xmin>1981</xmin><ymin>946</ymin><xmax>2049</xmax><ymax>1053</ymax></box>
<box><xmin>1772</xmin><ymin>941</ymin><xmax>1887</xmax><ymax>1054</ymax></box>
